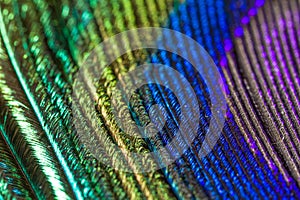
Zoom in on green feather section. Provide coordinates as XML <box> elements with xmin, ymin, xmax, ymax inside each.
<box><xmin>0</xmin><ymin>0</ymin><xmax>204</xmax><ymax>199</ymax></box>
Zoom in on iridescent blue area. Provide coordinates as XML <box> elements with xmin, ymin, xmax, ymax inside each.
<box><xmin>134</xmin><ymin>0</ymin><xmax>300</xmax><ymax>198</ymax></box>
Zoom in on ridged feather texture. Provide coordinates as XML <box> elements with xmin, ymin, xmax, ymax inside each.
<box><xmin>0</xmin><ymin>0</ymin><xmax>299</xmax><ymax>199</ymax></box>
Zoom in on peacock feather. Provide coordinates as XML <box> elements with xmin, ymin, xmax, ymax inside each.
<box><xmin>0</xmin><ymin>0</ymin><xmax>299</xmax><ymax>199</ymax></box>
